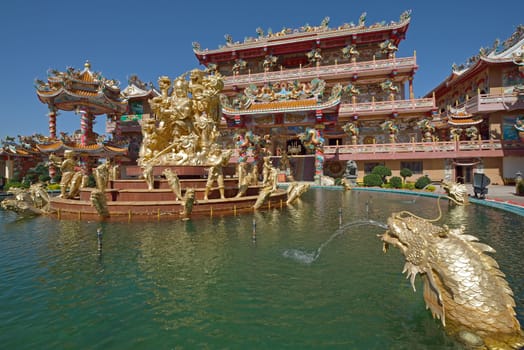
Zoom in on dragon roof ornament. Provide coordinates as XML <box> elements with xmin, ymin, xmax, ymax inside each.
<box><xmin>192</xmin><ymin>10</ymin><xmax>412</xmax><ymax>54</ymax></box>
<box><xmin>452</xmin><ymin>24</ymin><xmax>524</xmax><ymax>73</ymax></box>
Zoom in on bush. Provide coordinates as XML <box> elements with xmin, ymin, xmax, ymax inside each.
<box><xmin>415</xmin><ymin>175</ymin><xmax>432</xmax><ymax>189</ymax></box>
<box><xmin>363</xmin><ymin>173</ymin><xmax>383</xmax><ymax>187</ymax></box>
<box><xmin>400</xmin><ymin>168</ymin><xmax>413</xmax><ymax>183</ymax></box>
<box><xmin>371</xmin><ymin>165</ymin><xmax>391</xmax><ymax>184</ymax></box>
<box><xmin>389</xmin><ymin>176</ymin><xmax>403</xmax><ymax>189</ymax></box>
<box><xmin>403</xmin><ymin>182</ymin><xmax>415</xmax><ymax>190</ymax></box>
<box><xmin>4</xmin><ymin>180</ymin><xmax>25</xmax><ymax>191</ymax></box>
<box><xmin>47</xmin><ymin>183</ymin><xmax>61</xmax><ymax>191</ymax></box>
<box><xmin>39</xmin><ymin>174</ymin><xmax>51</xmax><ymax>183</ymax></box>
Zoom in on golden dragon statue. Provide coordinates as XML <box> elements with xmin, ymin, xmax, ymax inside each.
<box><xmin>379</xmin><ymin>182</ymin><xmax>524</xmax><ymax>349</ymax></box>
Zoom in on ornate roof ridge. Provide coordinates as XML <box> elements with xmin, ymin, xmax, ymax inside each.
<box><xmin>452</xmin><ymin>24</ymin><xmax>524</xmax><ymax>73</ymax></box>
<box><xmin>193</xmin><ymin>10</ymin><xmax>411</xmax><ymax>54</ymax></box>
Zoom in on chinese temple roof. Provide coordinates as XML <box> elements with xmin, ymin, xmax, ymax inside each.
<box><xmin>446</xmin><ymin>106</ymin><xmax>482</xmax><ymax>126</ymax></box>
<box><xmin>221</xmin><ymin>79</ymin><xmax>341</xmax><ymax>116</ymax></box>
<box><xmin>121</xmin><ymin>75</ymin><xmax>159</xmax><ymax>99</ymax></box>
<box><xmin>37</xmin><ymin>140</ymin><xmax>128</xmax><ymax>157</ymax></box>
<box><xmin>0</xmin><ymin>145</ymin><xmax>35</xmax><ymax>158</ymax></box>
<box><xmin>35</xmin><ymin>61</ymin><xmax>128</xmax><ymax>115</ymax></box>
<box><xmin>194</xmin><ymin>11</ymin><xmax>412</xmax><ymax>64</ymax></box>
<box><xmin>427</xmin><ymin>25</ymin><xmax>524</xmax><ymax>97</ymax></box>
<box><xmin>222</xmin><ymin>98</ymin><xmax>340</xmax><ymax>116</ymax></box>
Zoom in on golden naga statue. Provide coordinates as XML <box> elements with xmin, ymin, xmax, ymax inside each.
<box><xmin>380</xmin><ymin>185</ymin><xmax>524</xmax><ymax>349</ymax></box>
<box><xmin>141</xmin><ymin>69</ymin><xmax>225</xmax><ymax>167</ymax></box>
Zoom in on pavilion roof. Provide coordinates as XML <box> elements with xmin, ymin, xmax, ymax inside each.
<box><xmin>122</xmin><ymin>75</ymin><xmax>160</xmax><ymax>99</ymax></box>
<box><xmin>446</xmin><ymin>106</ymin><xmax>482</xmax><ymax>126</ymax></box>
<box><xmin>35</xmin><ymin>61</ymin><xmax>128</xmax><ymax>115</ymax></box>
<box><xmin>36</xmin><ymin>141</ymin><xmax>128</xmax><ymax>157</ymax></box>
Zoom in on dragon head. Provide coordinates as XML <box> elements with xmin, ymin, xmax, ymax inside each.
<box><xmin>441</xmin><ymin>180</ymin><xmax>468</xmax><ymax>205</ymax></box>
<box><xmin>380</xmin><ymin>213</ymin><xmax>447</xmax><ymax>290</ymax></box>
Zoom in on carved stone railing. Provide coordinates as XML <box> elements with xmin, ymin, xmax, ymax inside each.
<box><xmin>339</xmin><ymin>97</ymin><xmax>435</xmax><ymax>116</ymax></box>
<box><xmin>323</xmin><ymin>139</ymin><xmax>509</xmax><ymax>157</ymax></box>
<box><xmin>228</xmin><ymin>140</ymin><xmax>523</xmax><ymax>162</ymax></box>
<box><xmin>462</xmin><ymin>92</ymin><xmax>523</xmax><ymax>114</ymax></box>
<box><xmin>223</xmin><ymin>57</ymin><xmax>417</xmax><ymax>87</ymax></box>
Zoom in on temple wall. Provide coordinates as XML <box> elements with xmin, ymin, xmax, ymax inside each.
<box><xmin>481</xmin><ymin>157</ymin><xmax>503</xmax><ymax>185</ymax></box>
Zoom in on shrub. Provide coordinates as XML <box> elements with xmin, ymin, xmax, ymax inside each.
<box><xmin>39</xmin><ymin>174</ymin><xmax>51</xmax><ymax>183</ymax></box>
<box><xmin>363</xmin><ymin>173</ymin><xmax>383</xmax><ymax>187</ymax></box>
<box><xmin>47</xmin><ymin>183</ymin><xmax>61</xmax><ymax>191</ymax></box>
<box><xmin>389</xmin><ymin>176</ymin><xmax>403</xmax><ymax>189</ymax></box>
<box><xmin>403</xmin><ymin>182</ymin><xmax>415</xmax><ymax>190</ymax></box>
<box><xmin>371</xmin><ymin>165</ymin><xmax>391</xmax><ymax>184</ymax></box>
<box><xmin>415</xmin><ymin>175</ymin><xmax>432</xmax><ymax>189</ymax></box>
<box><xmin>4</xmin><ymin>180</ymin><xmax>24</xmax><ymax>191</ymax></box>
<box><xmin>400</xmin><ymin>168</ymin><xmax>413</xmax><ymax>183</ymax></box>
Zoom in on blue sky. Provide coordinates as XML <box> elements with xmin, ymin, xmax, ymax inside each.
<box><xmin>1</xmin><ymin>0</ymin><xmax>523</xmax><ymax>140</ymax></box>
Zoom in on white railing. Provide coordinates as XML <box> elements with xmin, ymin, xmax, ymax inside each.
<box><xmin>456</xmin><ymin>92</ymin><xmax>520</xmax><ymax>113</ymax></box>
<box><xmin>323</xmin><ymin>140</ymin><xmax>506</xmax><ymax>155</ymax></box>
<box><xmin>339</xmin><ymin>98</ymin><xmax>435</xmax><ymax>115</ymax></box>
<box><xmin>223</xmin><ymin>57</ymin><xmax>416</xmax><ymax>86</ymax></box>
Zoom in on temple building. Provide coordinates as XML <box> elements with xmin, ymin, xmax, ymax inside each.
<box><xmin>107</xmin><ymin>75</ymin><xmax>159</xmax><ymax>163</ymax></box>
<box><xmin>426</xmin><ymin>25</ymin><xmax>524</xmax><ymax>184</ymax></box>
<box><xmin>193</xmin><ymin>11</ymin><xmax>439</xmax><ymax>181</ymax></box>
<box><xmin>191</xmin><ymin>11</ymin><xmax>524</xmax><ymax>184</ymax></box>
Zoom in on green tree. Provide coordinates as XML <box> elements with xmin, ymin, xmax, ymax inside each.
<box><xmin>400</xmin><ymin>168</ymin><xmax>413</xmax><ymax>184</ymax></box>
<box><xmin>371</xmin><ymin>165</ymin><xmax>391</xmax><ymax>184</ymax></box>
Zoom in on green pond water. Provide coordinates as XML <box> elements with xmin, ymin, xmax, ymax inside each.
<box><xmin>1</xmin><ymin>189</ymin><xmax>523</xmax><ymax>349</ymax></box>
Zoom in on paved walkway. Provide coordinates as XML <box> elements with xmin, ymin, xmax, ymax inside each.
<box><xmin>466</xmin><ymin>184</ymin><xmax>524</xmax><ymax>207</ymax></box>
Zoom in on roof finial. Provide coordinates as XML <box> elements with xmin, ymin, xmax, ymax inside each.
<box><xmin>84</xmin><ymin>60</ymin><xmax>91</xmax><ymax>70</ymax></box>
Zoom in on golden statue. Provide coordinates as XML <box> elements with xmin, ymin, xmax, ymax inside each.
<box><xmin>49</xmin><ymin>151</ymin><xmax>84</xmax><ymax>199</ymax></box>
<box><xmin>141</xmin><ymin>69</ymin><xmax>225</xmax><ymax>167</ymax></box>
<box><xmin>203</xmin><ymin>147</ymin><xmax>232</xmax><ymax>200</ymax></box>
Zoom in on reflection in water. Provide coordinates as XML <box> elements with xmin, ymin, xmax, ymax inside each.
<box><xmin>0</xmin><ymin>189</ymin><xmax>522</xmax><ymax>349</ymax></box>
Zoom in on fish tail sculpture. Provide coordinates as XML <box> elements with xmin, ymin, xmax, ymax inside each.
<box><xmin>380</xmin><ymin>212</ymin><xmax>524</xmax><ymax>349</ymax></box>
<box><xmin>90</xmin><ymin>189</ymin><xmax>109</xmax><ymax>218</ymax></box>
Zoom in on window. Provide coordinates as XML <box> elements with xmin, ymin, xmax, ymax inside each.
<box><xmin>328</xmin><ymin>138</ymin><xmax>342</xmax><ymax>146</ymax></box>
<box><xmin>400</xmin><ymin>161</ymin><xmax>423</xmax><ymax>174</ymax></box>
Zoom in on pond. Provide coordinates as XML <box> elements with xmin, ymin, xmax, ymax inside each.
<box><xmin>1</xmin><ymin>188</ymin><xmax>522</xmax><ymax>349</ymax></box>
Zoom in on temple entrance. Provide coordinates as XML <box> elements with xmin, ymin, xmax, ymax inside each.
<box><xmin>455</xmin><ymin>166</ymin><xmax>472</xmax><ymax>184</ymax></box>
<box><xmin>286</xmin><ymin>139</ymin><xmax>305</xmax><ymax>155</ymax></box>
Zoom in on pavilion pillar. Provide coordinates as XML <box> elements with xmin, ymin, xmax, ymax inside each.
<box><xmin>114</xmin><ymin>115</ymin><xmax>122</xmax><ymax>141</ymax></box>
<box><xmin>408</xmin><ymin>77</ymin><xmax>414</xmax><ymax>100</ymax></box>
<box><xmin>48</xmin><ymin>107</ymin><xmax>57</xmax><ymax>139</ymax></box>
<box><xmin>80</xmin><ymin>110</ymin><xmax>94</xmax><ymax>146</ymax></box>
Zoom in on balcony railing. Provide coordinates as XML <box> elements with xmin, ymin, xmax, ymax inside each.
<box><xmin>223</xmin><ymin>56</ymin><xmax>417</xmax><ymax>87</ymax></box>
<box><xmin>229</xmin><ymin>140</ymin><xmax>523</xmax><ymax>163</ymax></box>
<box><xmin>338</xmin><ymin>97</ymin><xmax>435</xmax><ymax>117</ymax></box>
<box><xmin>322</xmin><ymin>139</ymin><xmax>520</xmax><ymax>160</ymax></box>
<box><xmin>455</xmin><ymin>92</ymin><xmax>521</xmax><ymax>114</ymax></box>
<box><xmin>326</xmin><ymin>139</ymin><xmax>503</xmax><ymax>153</ymax></box>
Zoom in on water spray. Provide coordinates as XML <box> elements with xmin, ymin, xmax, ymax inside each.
<box><xmin>97</xmin><ymin>227</ymin><xmax>102</xmax><ymax>251</ymax></box>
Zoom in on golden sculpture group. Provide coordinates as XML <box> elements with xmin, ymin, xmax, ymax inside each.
<box><xmin>141</xmin><ymin>69</ymin><xmax>225</xmax><ymax>167</ymax></box>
